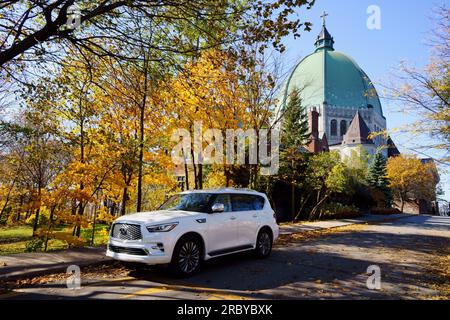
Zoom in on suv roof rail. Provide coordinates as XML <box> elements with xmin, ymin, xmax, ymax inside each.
<box><xmin>218</xmin><ymin>187</ymin><xmax>258</xmax><ymax>192</ymax></box>
<box><xmin>180</xmin><ymin>187</ymin><xmax>262</xmax><ymax>194</ymax></box>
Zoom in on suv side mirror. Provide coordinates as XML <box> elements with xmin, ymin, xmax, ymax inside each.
<box><xmin>211</xmin><ymin>203</ymin><xmax>225</xmax><ymax>213</ymax></box>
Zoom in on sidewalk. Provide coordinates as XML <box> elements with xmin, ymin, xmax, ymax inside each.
<box><xmin>0</xmin><ymin>247</ymin><xmax>111</xmax><ymax>280</ymax></box>
<box><xmin>278</xmin><ymin>213</ymin><xmax>412</xmax><ymax>235</ymax></box>
<box><xmin>0</xmin><ymin>213</ymin><xmax>413</xmax><ymax>281</ymax></box>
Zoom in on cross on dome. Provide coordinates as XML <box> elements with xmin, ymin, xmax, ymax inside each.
<box><xmin>320</xmin><ymin>11</ymin><xmax>328</xmax><ymax>26</ymax></box>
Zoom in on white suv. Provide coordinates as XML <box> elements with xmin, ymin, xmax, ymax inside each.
<box><xmin>106</xmin><ymin>188</ymin><xmax>279</xmax><ymax>276</ymax></box>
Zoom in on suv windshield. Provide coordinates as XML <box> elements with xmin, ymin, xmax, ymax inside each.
<box><xmin>160</xmin><ymin>193</ymin><xmax>214</xmax><ymax>213</ymax></box>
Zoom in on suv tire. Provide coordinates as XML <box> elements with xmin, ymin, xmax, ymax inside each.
<box><xmin>170</xmin><ymin>235</ymin><xmax>202</xmax><ymax>277</ymax></box>
<box><xmin>254</xmin><ymin>228</ymin><xmax>272</xmax><ymax>258</ymax></box>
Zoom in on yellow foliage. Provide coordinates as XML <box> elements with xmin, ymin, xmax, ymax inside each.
<box><xmin>35</xmin><ymin>229</ymin><xmax>87</xmax><ymax>247</ymax></box>
<box><xmin>204</xmin><ymin>166</ymin><xmax>227</xmax><ymax>189</ymax></box>
<box><xmin>96</xmin><ymin>207</ymin><xmax>116</xmax><ymax>224</ymax></box>
<box><xmin>52</xmin><ymin>232</ymin><xmax>87</xmax><ymax>247</ymax></box>
<box><xmin>387</xmin><ymin>155</ymin><xmax>439</xmax><ymax>204</ymax></box>
<box><xmin>99</xmin><ymin>228</ymin><xmax>110</xmax><ymax>237</ymax></box>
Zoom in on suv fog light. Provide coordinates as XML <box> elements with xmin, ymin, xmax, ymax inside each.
<box><xmin>151</xmin><ymin>243</ymin><xmax>164</xmax><ymax>252</ymax></box>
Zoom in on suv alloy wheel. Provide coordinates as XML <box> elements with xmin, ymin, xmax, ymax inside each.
<box><xmin>170</xmin><ymin>235</ymin><xmax>202</xmax><ymax>277</ymax></box>
<box><xmin>255</xmin><ymin>229</ymin><xmax>272</xmax><ymax>258</ymax></box>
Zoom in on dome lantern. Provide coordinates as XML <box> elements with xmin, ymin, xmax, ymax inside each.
<box><xmin>315</xmin><ymin>11</ymin><xmax>334</xmax><ymax>51</ymax></box>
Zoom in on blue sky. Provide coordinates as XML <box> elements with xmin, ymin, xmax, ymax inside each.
<box><xmin>279</xmin><ymin>0</ymin><xmax>449</xmax><ymax>202</ymax></box>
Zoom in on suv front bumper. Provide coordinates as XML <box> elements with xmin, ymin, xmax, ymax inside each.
<box><xmin>106</xmin><ymin>238</ymin><xmax>173</xmax><ymax>265</ymax></box>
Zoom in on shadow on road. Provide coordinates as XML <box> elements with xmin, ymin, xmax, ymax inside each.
<box><xmin>4</xmin><ymin>216</ymin><xmax>449</xmax><ymax>299</ymax></box>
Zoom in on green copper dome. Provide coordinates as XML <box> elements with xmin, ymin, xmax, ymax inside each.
<box><xmin>280</xmin><ymin>25</ymin><xmax>383</xmax><ymax>116</ymax></box>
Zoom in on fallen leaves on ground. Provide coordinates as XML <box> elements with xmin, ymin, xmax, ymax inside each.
<box><xmin>0</xmin><ymin>261</ymin><xmax>130</xmax><ymax>293</ymax></box>
<box><xmin>275</xmin><ymin>224</ymin><xmax>368</xmax><ymax>247</ymax></box>
<box><xmin>422</xmin><ymin>246</ymin><xmax>450</xmax><ymax>300</ymax></box>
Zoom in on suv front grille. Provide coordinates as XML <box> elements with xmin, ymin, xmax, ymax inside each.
<box><xmin>108</xmin><ymin>244</ymin><xmax>147</xmax><ymax>256</ymax></box>
<box><xmin>111</xmin><ymin>223</ymin><xmax>142</xmax><ymax>240</ymax></box>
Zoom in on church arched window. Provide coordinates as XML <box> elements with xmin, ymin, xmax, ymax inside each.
<box><xmin>340</xmin><ymin>120</ymin><xmax>347</xmax><ymax>136</ymax></box>
<box><xmin>330</xmin><ymin>119</ymin><xmax>337</xmax><ymax>136</ymax></box>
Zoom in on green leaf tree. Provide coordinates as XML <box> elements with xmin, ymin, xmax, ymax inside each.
<box><xmin>304</xmin><ymin>151</ymin><xmax>349</xmax><ymax>220</ymax></box>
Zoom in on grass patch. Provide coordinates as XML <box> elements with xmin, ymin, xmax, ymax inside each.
<box><xmin>0</xmin><ymin>225</ymin><xmax>33</xmax><ymax>241</ymax></box>
<box><xmin>0</xmin><ymin>239</ymin><xmax>68</xmax><ymax>255</ymax></box>
<box><xmin>0</xmin><ymin>223</ymin><xmax>110</xmax><ymax>255</ymax></box>
<box><xmin>79</xmin><ymin>224</ymin><xmax>110</xmax><ymax>246</ymax></box>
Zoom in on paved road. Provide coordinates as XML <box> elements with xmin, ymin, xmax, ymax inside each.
<box><xmin>1</xmin><ymin>215</ymin><xmax>449</xmax><ymax>300</ymax></box>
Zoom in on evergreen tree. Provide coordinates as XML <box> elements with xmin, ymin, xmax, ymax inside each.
<box><xmin>368</xmin><ymin>151</ymin><xmax>392</xmax><ymax>206</ymax></box>
<box><xmin>280</xmin><ymin>88</ymin><xmax>310</xmax><ymax>151</ymax></box>
<box><xmin>279</xmin><ymin>87</ymin><xmax>311</xmax><ymax>220</ymax></box>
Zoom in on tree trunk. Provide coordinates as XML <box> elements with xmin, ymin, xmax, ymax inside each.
<box><xmin>224</xmin><ymin>166</ymin><xmax>230</xmax><ymax>187</ymax></box>
<box><xmin>0</xmin><ymin>177</ymin><xmax>16</xmax><ymax>222</ymax></box>
<box><xmin>75</xmin><ymin>199</ymin><xmax>84</xmax><ymax>237</ymax></box>
<box><xmin>91</xmin><ymin>205</ymin><xmax>97</xmax><ymax>246</ymax></box>
<box><xmin>16</xmin><ymin>195</ymin><xmax>24</xmax><ymax>222</ymax></box>
<box><xmin>75</xmin><ymin>103</ymin><xmax>85</xmax><ymax>238</ymax></box>
<box><xmin>32</xmin><ymin>207</ymin><xmax>40</xmax><ymax>236</ymax></box>
<box><xmin>309</xmin><ymin>193</ymin><xmax>329</xmax><ymax>220</ymax></box>
<box><xmin>294</xmin><ymin>192</ymin><xmax>312</xmax><ymax>221</ymax></box>
<box><xmin>136</xmin><ymin>52</ymin><xmax>149</xmax><ymax>212</ymax></box>
<box><xmin>291</xmin><ymin>159</ymin><xmax>295</xmax><ymax>221</ymax></box>
<box><xmin>32</xmin><ymin>186</ymin><xmax>42</xmax><ymax>236</ymax></box>
<box><xmin>182</xmin><ymin>148</ymin><xmax>190</xmax><ymax>190</ymax></box>
<box><xmin>136</xmin><ymin>103</ymin><xmax>145</xmax><ymax>212</ymax></box>
<box><xmin>190</xmin><ymin>147</ymin><xmax>198</xmax><ymax>189</ymax></box>
<box><xmin>44</xmin><ymin>205</ymin><xmax>56</xmax><ymax>252</ymax></box>
<box><xmin>198</xmin><ymin>163</ymin><xmax>203</xmax><ymax>189</ymax></box>
<box><xmin>121</xmin><ymin>186</ymin><xmax>128</xmax><ymax>216</ymax></box>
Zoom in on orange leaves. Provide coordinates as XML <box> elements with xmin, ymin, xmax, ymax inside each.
<box><xmin>35</xmin><ymin>229</ymin><xmax>87</xmax><ymax>248</ymax></box>
<box><xmin>54</xmin><ymin>212</ymin><xmax>89</xmax><ymax>228</ymax></box>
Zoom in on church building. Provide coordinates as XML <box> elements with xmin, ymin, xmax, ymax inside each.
<box><xmin>279</xmin><ymin>13</ymin><xmax>389</xmax><ymax>159</ymax></box>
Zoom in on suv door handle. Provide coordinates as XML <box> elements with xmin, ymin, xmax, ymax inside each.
<box><xmin>230</xmin><ymin>216</ymin><xmax>236</xmax><ymax>220</ymax></box>
<box><xmin>252</xmin><ymin>214</ymin><xmax>257</xmax><ymax>218</ymax></box>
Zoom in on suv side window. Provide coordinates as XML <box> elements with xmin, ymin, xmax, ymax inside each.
<box><xmin>231</xmin><ymin>194</ymin><xmax>265</xmax><ymax>211</ymax></box>
<box><xmin>213</xmin><ymin>194</ymin><xmax>232</xmax><ymax>212</ymax></box>
<box><xmin>253</xmin><ymin>196</ymin><xmax>265</xmax><ymax>210</ymax></box>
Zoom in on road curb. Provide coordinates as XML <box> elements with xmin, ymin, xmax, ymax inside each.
<box><xmin>0</xmin><ymin>256</ymin><xmax>113</xmax><ymax>282</ymax></box>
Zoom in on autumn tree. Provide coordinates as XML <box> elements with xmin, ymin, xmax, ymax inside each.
<box><xmin>0</xmin><ymin>104</ymin><xmax>68</xmax><ymax>234</ymax></box>
<box><xmin>387</xmin><ymin>155</ymin><xmax>439</xmax><ymax>212</ymax></box>
<box><xmin>165</xmin><ymin>48</ymin><xmax>280</xmax><ymax>191</ymax></box>
<box><xmin>0</xmin><ymin>0</ymin><xmax>321</xmax><ymax>246</ymax></box>
<box><xmin>166</xmin><ymin>50</ymin><xmax>246</xmax><ymax>189</ymax></box>
<box><xmin>384</xmin><ymin>5</ymin><xmax>449</xmax><ymax>162</ymax></box>
<box><xmin>98</xmin><ymin>61</ymin><xmax>176</xmax><ymax>214</ymax></box>
<box><xmin>23</xmin><ymin>54</ymin><xmax>121</xmax><ymax>237</ymax></box>
<box><xmin>0</xmin><ymin>0</ymin><xmax>315</xmax><ymax>84</ymax></box>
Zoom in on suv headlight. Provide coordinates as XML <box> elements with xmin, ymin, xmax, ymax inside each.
<box><xmin>146</xmin><ymin>222</ymin><xmax>178</xmax><ymax>233</ymax></box>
